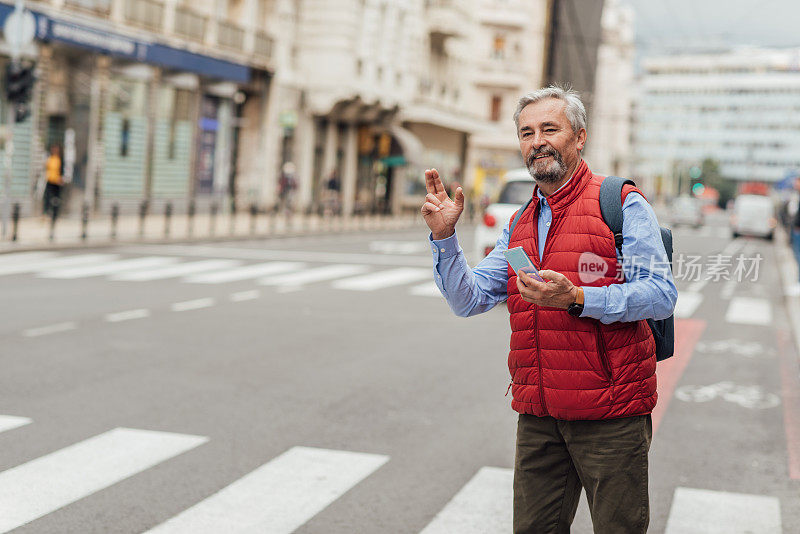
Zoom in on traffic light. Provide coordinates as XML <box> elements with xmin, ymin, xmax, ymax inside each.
<box><xmin>4</xmin><ymin>60</ymin><xmax>36</xmax><ymax>123</ymax></box>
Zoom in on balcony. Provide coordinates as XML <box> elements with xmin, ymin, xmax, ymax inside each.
<box><xmin>125</xmin><ymin>0</ymin><xmax>165</xmax><ymax>32</ymax></box>
<box><xmin>254</xmin><ymin>31</ymin><xmax>274</xmax><ymax>60</ymax></box>
<box><xmin>425</xmin><ymin>0</ymin><xmax>468</xmax><ymax>40</ymax></box>
<box><xmin>174</xmin><ymin>6</ymin><xmax>208</xmax><ymax>43</ymax></box>
<box><xmin>474</xmin><ymin>58</ymin><xmax>526</xmax><ymax>89</ymax></box>
<box><xmin>476</xmin><ymin>1</ymin><xmax>526</xmax><ymax>28</ymax></box>
<box><xmin>217</xmin><ymin>20</ymin><xmax>245</xmax><ymax>51</ymax></box>
<box><xmin>64</xmin><ymin>0</ymin><xmax>111</xmax><ymax>16</ymax></box>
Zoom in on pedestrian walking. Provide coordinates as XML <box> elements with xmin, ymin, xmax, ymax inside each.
<box><xmin>278</xmin><ymin>162</ymin><xmax>297</xmax><ymax>215</ymax></box>
<box><xmin>42</xmin><ymin>144</ymin><xmax>64</xmax><ymax>220</ymax></box>
<box><xmin>421</xmin><ymin>85</ymin><xmax>677</xmax><ymax>533</ymax></box>
<box><xmin>788</xmin><ymin>177</ymin><xmax>800</xmax><ymax>295</ymax></box>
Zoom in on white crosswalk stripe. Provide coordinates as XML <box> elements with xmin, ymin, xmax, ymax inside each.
<box><xmin>0</xmin><ymin>427</ymin><xmax>207</xmax><ymax>533</ymax></box>
<box><xmin>674</xmin><ymin>291</ymin><xmax>703</xmax><ymax>319</ymax></box>
<box><xmin>332</xmin><ymin>267</ymin><xmax>430</xmax><ymax>291</ymax></box>
<box><xmin>725</xmin><ymin>297</ymin><xmax>772</xmax><ymax>326</ymax></box>
<box><xmin>183</xmin><ymin>261</ymin><xmax>304</xmax><ymax>283</ymax></box>
<box><xmin>111</xmin><ymin>259</ymin><xmax>242</xmax><ymax>281</ymax></box>
<box><xmin>0</xmin><ymin>415</ymin><xmax>32</xmax><ymax>434</ymax></box>
<box><xmin>409</xmin><ymin>281</ymin><xmax>443</xmax><ymax>297</ymax></box>
<box><xmin>0</xmin><ymin>251</ymin><xmax>58</xmax><ymax>266</ymax></box>
<box><xmin>0</xmin><ymin>254</ymin><xmax>119</xmax><ymax>276</ymax></box>
<box><xmin>420</xmin><ymin>467</ymin><xmax>512</xmax><ymax>534</ymax></box>
<box><xmin>664</xmin><ymin>487</ymin><xmax>781</xmax><ymax>533</ymax></box>
<box><xmin>145</xmin><ymin>446</ymin><xmax>389</xmax><ymax>533</ymax></box>
<box><xmin>38</xmin><ymin>256</ymin><xmax>179</xmax><ymax>279</ymax></box>
<box><xmin>258</xmin><ymin>264</ymin><xmax>369</xmax><ymax>287</ymax></box>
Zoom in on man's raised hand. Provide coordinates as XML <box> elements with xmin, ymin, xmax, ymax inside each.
<box><xmin>421</xmin><ymin>168</ymin><xmax>464</xmax><ymax>240</ymax></box>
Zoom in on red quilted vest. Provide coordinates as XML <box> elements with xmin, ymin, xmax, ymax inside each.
<box><xmin>506</xmin><ymin>160</ymin><xmax>657</xmax><ymax>420</ymax></box>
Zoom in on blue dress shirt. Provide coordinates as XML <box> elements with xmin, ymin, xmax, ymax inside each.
<box><xmin>429</xmin><ymin>190</ymin><xmax>677</xmax><ymax>324</ymax></box>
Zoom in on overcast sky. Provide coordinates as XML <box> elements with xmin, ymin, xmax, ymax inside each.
<box><xmin>619</xmin><ymin>0</ymin><xmax>800</xmax><ymax>55</ymax></box>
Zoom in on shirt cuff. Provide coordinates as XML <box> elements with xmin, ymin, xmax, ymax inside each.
<box><xmin>429</xmin><ymin>231</ymin><xmax>461</xmax><ymax>260</ymax></box>
<box><xmin>580</xmin><ymin>286</ymin><xmax>607</xmax><ymax>320</ymax></box>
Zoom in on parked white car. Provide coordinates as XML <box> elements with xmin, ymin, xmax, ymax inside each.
<box><xmin>474</xmin><ymin>168</ymin><xmax>534</xmax><ymax>257</ymax></box>
<box><xmin>731</xmin><ymin>194</ymin><xmax>777</xmax><ymax>240</ymax></box>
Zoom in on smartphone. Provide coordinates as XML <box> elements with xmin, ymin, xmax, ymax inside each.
<box><xmin>503</xmin><ymin>247</ymin><xmax>544</xmax><ymax>282</ymax></box>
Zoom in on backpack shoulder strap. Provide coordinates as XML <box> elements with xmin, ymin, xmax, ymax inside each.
<box><xmin>599</xmin><ymin>176</ymin><xmax>636</xmax><ymax>252</ymax></box>
<box><xmin>508</xmin><ymin>198</ymin><xmax>533</xmax><ymax>240</ymax></box>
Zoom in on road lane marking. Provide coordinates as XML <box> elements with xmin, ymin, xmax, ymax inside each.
<box><xmin>22</xmin><ymin>322</ymin><xmax>77</xmax><ymax>337</ymax></box>
<box><xmin>0</xmin><ymin>251</ymin><xmax>58</xmax><ymax>265</ymax></box>
<box><xmin>105</xmin><ymin>309</ymin><xmax>151</xmax><ymax>323</ymax></box>
<box><xmin>230</xmin><ymin>290</ymin><xmax>260</xmax><ymax>302</ymax></box>
<box><xmin>725</xmin><ymin>297</ymin><xmax>771</xmax><ymax>326</ymax></box>
<box><xmin>171</xmin><ymin>298</ymin><xmax>215</xmax><ymax>312</ymax></box>
<box><xmin>125</xmin><ymin>245</ymin><xmax>432</xmax><ymax>267</ymax></box>
<box><xmin>111</xmin><ymin>260</ymin><xmax>241</xmax><ymax>281</ymax></box>
<box><xmin>419</xmin><ymin>466</ymin><xmax>512</xmax><ymax>534</ymax></box>
<box><xmin>664</xmin><ymin>487</ymin><xmax>781</xmax><ymax>533</ymax></box>
<box><xmin>0</xmin><ymin>415</ymin><xmax>32</xmax><ymax>434</ymax></box>
<box><xmin>674</xmin><ymin>292</ymin><xmax>703</xmax><ymax>319</ymax></box>
<box><xmin>0</xmin><ymin>427</ymin><xmax>207</xmax><ymax>533</ymax></box>
<box><xmin>332</xmin><ymin>268</ymin><xmax>430</xmax><ymax>291</ymax></box>
<box><xmin>38</xmin><ymin>257</ymin><xmax>179</xmax><ymax>279</ymax></box>
<box><xmin>409</xmin><ymin>281</ymin><xmax>442</xmax><ymax>297</ymax></box>
<box><xmin>720</xmin><ymin>279</ymin><xmax>736</xmax><ymax>299</ymax></box>
<box><xmin>259</xmin><ymin>264</ymin><xmax>369</xmax><ymax>287</ymax></box>
<box><xmin>145</xmin><ymin>446</ymin><xmax>388</xmax><ymax>533</ymax></box>
<box><xmin>722</xmin><ymin>239</ymin><xmax>745</xmax><ymax>256</ymax></box>
<box><xmin>687</xmin><ymin>279</ymin><xmax>709</xmax><ymax>293</ymax></box>
<box><xmin>183</xmin><ymin>262</ymin><xmax>304</xmax><ymax>284</ymax></box>
<box><xmin>0</xmin><ymin>254</ymin><xmax>119</xmax><ymax>276</ymax></box>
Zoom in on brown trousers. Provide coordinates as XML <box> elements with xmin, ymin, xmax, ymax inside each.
<box><xmin>513</xmin><ymin>413</ymin><xmax>652</xmax><ymax>533</ymax></box>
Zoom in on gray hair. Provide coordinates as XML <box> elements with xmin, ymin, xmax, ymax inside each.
<box><xmin>513</xmin><ymin>85</ymin><xmax>586</xmax><ymax>134</ymax></box>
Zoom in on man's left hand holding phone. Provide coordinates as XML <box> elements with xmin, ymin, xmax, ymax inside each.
<box><xmin>503</xmin><ymin>247</ymin><xmax>544</xmax><ymax>282</ymax></box>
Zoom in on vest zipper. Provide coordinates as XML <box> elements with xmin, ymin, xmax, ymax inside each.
<box><xmin>595</xmin><ymin>324</ymin><xmax>613</xmax><ymax>383</ymax></box>
<box><xmin>535</xmin><ymin>306</ymin><xmax>548</xmax><ymax>414</ymax></box>
<box><xmin>505</xmin><ymin>381</ymin><xmax>513</xmax><ymax>397</ymax></box>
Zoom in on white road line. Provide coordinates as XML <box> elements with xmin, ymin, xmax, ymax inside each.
<box><xmin>674</xmin><ymin>292</ymin><xmax>703</xmax><ymax>319</ymax></box>
<box><xmin>332</xmin><ymin>268</ymin><xmax>430</xmax><ymax>291</ymax></box>
<box><xmin>0</xmin><ymin>254</ymin><xmax>119</xmax><ymax>276</ymax></box>
<box><xmin>725</xmin><ymin>297</ymin><xmax>772</xmax><ymax>326</ymax></box>
<box><xmin>171</xmin><ymin>298</ymin><xmax>215</xmax><ymax>312</ymax></box>
<box><xmin>420</xmin><ymin>467</ymin><xmax>512</xmax><ymax>534</ymax></box>
<box><xmin>720</xmin><ymin>279</ymin><xmax>736</xmax><ymax>299</ymax></box>
<box><xmin>0</xmin><ymin>251</ymin><xmax>58</xmax><ymax>265</ymax></box>
<box><xmin>0</xmin><ymin>415</ymin><xmax>32</xmax><ymax>434</ymax></box>
<box><xmin>0</xmin><ymin>427</ymin><xmax>207</xmax><ymax>533</ymax></box>
<box><xmin>183</xmin><ymin>261</ymin><xmax>304</xmax><ymax>284</ymax></box>
<box><xmin>664</xmin><ymin>487</ymin><xmax>781</xmax><ymax>534</ymax></box>
<box><xmin>22</xmin><ymin>322</ymin><xmax>77</xmax><ymax>338</ymax></box>
<box><xmin>39</xmin><ymin>257</ymin><xmax>178</xmax><ymax>279</ymax></box>
<box><xmin>105</xmin><ymin>309</ymin><xmax>151</xmax><ymax>323</ymax></box>
<box><xmin>111</xmin><ymin>260</ymin><xmax>241</xmax><ymax>281</ymax></box>
<box><xmin>687</xmin><ymin>279</ymin><xmax>709</xmax><ymax>293</ymax></box>
<box><xmin>722</xmin><ymin>239</ymin><xmax>745</xmax><ymax>256</ymax></box>
<box><xmin>145</xmin><ymin>446</ymin><xmax>388</xmax><ymax>534</ymax></box>
<box><xmin>409</xmin><ymin>281</ymin><xmax>442</xmax><ymax>297</ymax></box>
<box><xmin>230</xmin><ymin>290</ymin><xmax>260</xmax><ymax>302</ymax></box>
<box><xmin>259</xmin><ymin>264</ymin><xmax>369</xmax><ymax>287</ymax></box>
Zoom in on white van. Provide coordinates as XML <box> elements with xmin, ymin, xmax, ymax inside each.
<box><xmin>731</xmin><ymin>194</ymin><xmax>776</xmax><ymax>240</ymax></box>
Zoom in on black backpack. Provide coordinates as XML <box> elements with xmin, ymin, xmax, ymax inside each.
<box><xmin>508</xmin><ymin>176</ymin><xmax>675</xmax><ymax>361</ymax></box>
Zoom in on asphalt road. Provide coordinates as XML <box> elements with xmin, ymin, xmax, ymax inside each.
<box><xmin>0</xmin><ymin>215</ymin><xmax>798</xmax><ymax>533</ymax></box>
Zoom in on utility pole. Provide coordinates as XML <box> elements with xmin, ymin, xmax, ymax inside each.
<box><xmin>1</xmin><ymin>0</ymin><xmax>35</xmax><ymax>238</ymax></box>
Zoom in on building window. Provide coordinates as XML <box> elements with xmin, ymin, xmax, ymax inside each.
<box><xmin>493</xmin><ymin>34</ymin><xmax>506</xmax><ymax>59</ymax></box>
<box><xmin>490</xmin><ymin>95</ymin><xmax>502</xmax><ymax>122</ymax></box>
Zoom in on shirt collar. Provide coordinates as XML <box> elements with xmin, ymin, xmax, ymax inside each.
<box><xmin>536</xmin><ymin>177</ymin><xmax>572</xmax><ymax>203</ymax></box>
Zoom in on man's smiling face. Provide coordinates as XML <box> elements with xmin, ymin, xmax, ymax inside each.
<box><xmin>517</xmin><ymin>98</ymin><xmax>586</xmax><ymax>185</ymax></box>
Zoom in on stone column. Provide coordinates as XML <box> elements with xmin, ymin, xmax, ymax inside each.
<box><xmin>296</xmin><ymin>110</ymin><xmax>316</xmax><ymax>210</ymax></box>
<box><xmin>85</xmin><ymin>55</ymin><xmax>110</xmax><ymax>210</ymax></box>
<box><xmin>341</xmin><ymin>123</ymin><xmax>357</xmax><ymax>216</ymax></box>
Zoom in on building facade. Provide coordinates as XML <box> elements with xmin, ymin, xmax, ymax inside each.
<box><xmin>633</xmin><ymin>47</ymin><xmax>800</xmax><ymax>197</ymax></box>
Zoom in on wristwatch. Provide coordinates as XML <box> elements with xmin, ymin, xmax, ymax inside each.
<box><xmin>567</xmin><ymin>287</ymin><xmax>585</xmax><ymax>317</ymax></box>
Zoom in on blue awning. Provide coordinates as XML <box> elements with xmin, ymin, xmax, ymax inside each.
<box><xmin>0</xmin><ymin>2</ymin><xmax>251</xmax><ymax>83</ymax></box>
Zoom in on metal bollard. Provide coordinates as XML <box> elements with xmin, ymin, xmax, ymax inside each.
<box><xmin>164</xmin><ymin>202</ymin><xmax>173</xmax><ymax>238</ymax></box>
<box><xmin>250</xmin><ymin>202</ymin><xmax>258</xmax><ymax>234</ymax></box>
<box><xmin>11</xmin><ymin>203</ymin><xmax>19</xmax><ymax>242</ymax></box>
<box><xmin>210</xmin><ymin>202</ymin><xmax>218</xmax><ymax>236</ymax></box>
<box><xmin>111</xmin><ymin>203</ymin><xmax>119</xmax><ymax>240</ymax></box>
<box><xmin>229</xmin><ymin>200</ymin><xmax>237</xmax><ymax>235</ymax></box>
<box><xmin>81</xmin><ymin>203</ymin><xmax>89</xmax><ymax>241</ymax></box>
<box><xmin>138</xmin><ymin>200</ymin><xmax>148</xmax><ymax>238</ymax></box>
<box><xmin>187</xmin><ymin>200</ymin><xmax>195</xmax><ymax>237</ymax></box>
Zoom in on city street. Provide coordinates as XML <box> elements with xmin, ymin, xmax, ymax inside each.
<box><xmin>1</xmin><ymin>216</ymin><xmax>799</xmax><ymax>533</ymax></box>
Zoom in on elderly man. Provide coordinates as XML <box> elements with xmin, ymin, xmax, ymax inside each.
<box><xmin>421</xmin><ymin>86</ymin><xmax>677</xmax><ymax>533</ymax></box>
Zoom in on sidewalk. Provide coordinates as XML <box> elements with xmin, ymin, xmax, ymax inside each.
<box><xmin>773</xmin><ymin>225</ymin><xmax>800</xmax><ymax>358</ymax></box>
<box><xmin>0</xmin><ymin>211</ymin><xmax>427</xmax><ymax>253</ymax></box>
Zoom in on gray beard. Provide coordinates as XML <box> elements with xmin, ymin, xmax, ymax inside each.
<box><xmin>526</xmin><ymin>152</ymin><xmax>566</xmax><ymax>184</ymax></box>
